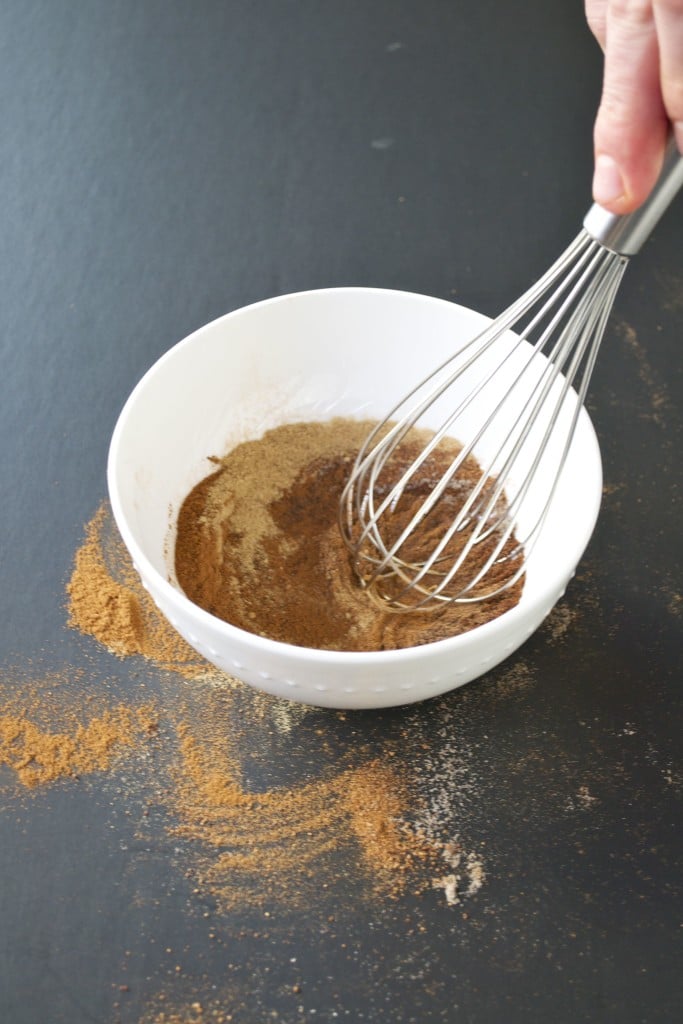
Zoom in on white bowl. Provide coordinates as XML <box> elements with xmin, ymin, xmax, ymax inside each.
<box><xmin>107</xmin><ymin>288</ymin><xmax>602</xmax><ymax>710</ymax></box>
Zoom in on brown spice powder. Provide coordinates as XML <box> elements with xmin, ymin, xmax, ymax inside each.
<box><xmin>139</xmin><ymin>999</ymin><xmax>234</xmax><ymax>1024</ymax></box>
<box><xmin>175</xmin><ymin>418</ymin><xmax>523</xmax><ymax>651</ymax></box>
<box><xmin>0</xmin><ymin>671</ymin><xmax>158</xmax><ymax>789</ymax></box>
<box><xmin>170</xmin><ymin>715</ymin><xmax>440</xmax><ymax>911</ymax></box>
<box><xmin>67</xmin><ymin>503</ymin><xmax>208</xmax><ymax>677</ymax></box>
<box><xmin>1</xmin><ymin>498</ymin><xmax>499</xmax><ymax>925</ymax></box>
<box><xmin>60</xmin><ymin>504</ymin><xmax>452</xmax><ymax>908</ymax></box>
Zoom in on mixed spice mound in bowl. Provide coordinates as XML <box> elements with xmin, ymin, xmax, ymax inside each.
<box><xmin>108</xmin><ymin>288</ymin><xmax>602</xmax><ymax>709</ymax></box>
<box><xmin>174</xmin><ymin>418</ymin><xmax>524</xmax><ymax>651</ymax></box>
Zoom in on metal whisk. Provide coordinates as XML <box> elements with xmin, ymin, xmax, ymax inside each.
<box><xmin>340</xmin><ymin>136</ymin><xmax>683</xmax><ymax>611</ymax></box>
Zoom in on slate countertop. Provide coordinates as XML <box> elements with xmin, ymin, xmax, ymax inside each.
<box><xmin>1</xmin><ymin>2</ymin><xmax>681</xmax><ymax>1023</ymax></box>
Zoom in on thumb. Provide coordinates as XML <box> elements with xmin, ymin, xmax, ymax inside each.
<box><xmin>592</xmin><ymin>0</ymin><xmax>669</xmax><ymax>213</ymax></box>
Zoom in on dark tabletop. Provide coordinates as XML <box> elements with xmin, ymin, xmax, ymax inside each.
<box><xmin>1</xmin><ymin>2</ymin><xmax>681</xmax><ymax>1023</ymax></box>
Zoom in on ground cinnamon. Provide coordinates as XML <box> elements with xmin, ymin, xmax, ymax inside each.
<box><xmin>0</xmin><ymin>669</ymin><xmax>158</xmax><ymax>789</ymax></box>
<box><xmin>67</xmin><ymin>503</ymin><xmax>208</xmax><ymax>677</ymax></box>
<box><xmin>59</xmin><ymin>504</ymin><xmax>463</xmax><ymax>908</ymax></box>
<box><xmin>170</xmin><ymin>713</ymin><xmax>441</xmax><ymax>911</ymax></box>
<box><xmin>174</xmin><ymin>418</ymin><xmax>523</xmax><ymax>651</ymax></box>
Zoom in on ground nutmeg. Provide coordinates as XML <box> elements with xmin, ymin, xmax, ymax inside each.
<box><xmin>174</xmin><ymin>418</ymin><xmax>523</xmax><ymax>651</ymax></box>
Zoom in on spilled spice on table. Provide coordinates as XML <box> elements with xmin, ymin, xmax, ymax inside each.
<box><xmin>37</xmin><ymin>502</ymin><xmax>465</xmax><ymax>911</ymax></box>
<box><xmin>0</xmin><ymin>701</ymin><xmax>156</xmax><ymax>788</ymax></box>
<box><xmin>67</xmin><ymin>502</ymin><xmax>207</xmax><ymax>677</ymax></box>
<box><xmin>0</xmin><ymin>489</ymin><xmax>518</xmax><ymax>1024</ymax></box>
<box><xmin>138</xmin><ymin>994</ymin><xmax>238</xmax><ymax>1024</ymax></box>
<box><xmin>0</xmin><ymin>668</ymin><xmax>159</xmax><ymax>790</ymax></box>
<box><xmin>0</xmin><ymin>494</ymin><xmax>614</xmax><ymax>1020</ymax></box>
<box><xmin>170</xmin><ymin>713</ymin><xmax>440</xmax><ymax>911</ymax></box>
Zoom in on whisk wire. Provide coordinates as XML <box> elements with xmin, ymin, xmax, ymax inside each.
<box><xmin>499</xmin><ymin>246</ymin><xmax>627</xmax><ymax>553</ymax></box>
<box><xmin>481</xmin><ymin>240</ymin><xmax>619</xmax><ymax>523</ymax></box>
<box><xmin>436</xmin><ymin>237</ymin><xmax>613</xmax><ymax>539</ymax></box>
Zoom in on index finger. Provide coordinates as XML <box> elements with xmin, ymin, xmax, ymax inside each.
<box><xmin>593</xmin><ymin>0</ymin><xmax>669</xmax><ymax>211</ymax></box>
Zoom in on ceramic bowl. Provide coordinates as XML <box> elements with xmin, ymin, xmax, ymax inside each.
<box><xmin>107</xmin><ymin>288</ymin><xmax>602</xmax><ymax>709</ymax></box>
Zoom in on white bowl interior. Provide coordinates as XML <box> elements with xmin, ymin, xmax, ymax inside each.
<box><xmin>108</xmin><ymin>288</ymin><xmax>602</xmax><ymax>709</ymax></box>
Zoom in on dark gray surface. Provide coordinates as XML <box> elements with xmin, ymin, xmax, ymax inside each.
<box><xmin>1</xmin><ymin>2</ymin><xmax>681</xmax><ymax>1022</ymax></box>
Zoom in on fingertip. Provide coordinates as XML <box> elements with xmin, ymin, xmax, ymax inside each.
<box><xmin>592</xmin><ymin>126</ymin><xmax>669</xmax><ymax>215</ymax></box>
<box><xmin>591</xmin><ymin>154</ymin><xmax>647</xmax><ymax>214</ymax></box>
<box><xmin>592</xmin><ymin>154</ymin><xmax>627</xmax><ymax>211</ymax></box>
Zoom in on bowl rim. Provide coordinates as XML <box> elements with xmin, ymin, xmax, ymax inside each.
<box><xmin>107</xmin><ymin>285</ymin><xmax>603</xmax><ymax>665</ymax></box>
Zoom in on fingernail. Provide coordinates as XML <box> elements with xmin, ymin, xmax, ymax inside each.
<box><xmin>592</xmin><ymin>154</ymin><xmax>626</xmax><ymax>206</ymax></box>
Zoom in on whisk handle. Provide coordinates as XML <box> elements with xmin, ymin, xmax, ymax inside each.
<box><xmin>583</xmin><ymin>134</ymin><xmax>683</xmax><ymax>256</ymax></box>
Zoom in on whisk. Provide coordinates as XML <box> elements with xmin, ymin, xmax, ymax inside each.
<box><xmin>340</xmin><ymin>136</ymin><xmax>683</xmax><ymax>611</ymax></box>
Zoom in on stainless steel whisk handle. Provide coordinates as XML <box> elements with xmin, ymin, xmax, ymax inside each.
<box><xmin>583</xmin><ymin>134</ymin><xmax>683</xmax><ymax>256</ymax></box>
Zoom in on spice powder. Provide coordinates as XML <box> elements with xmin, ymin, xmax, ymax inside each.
<box><xmin>60</xmin><ymin>502</ymin><xmax>468</xmax><ymax>910</ymax></box>
<box><xmin>174</xmin><ymin>417</ymin><xmax>524</xmax><ymax>650</ymax></box>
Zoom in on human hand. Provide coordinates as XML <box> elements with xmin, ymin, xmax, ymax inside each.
<box><xmin>586</xmin><ymin>0</ymin><xmax>683</xmax><ymax>214</ymax></box>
